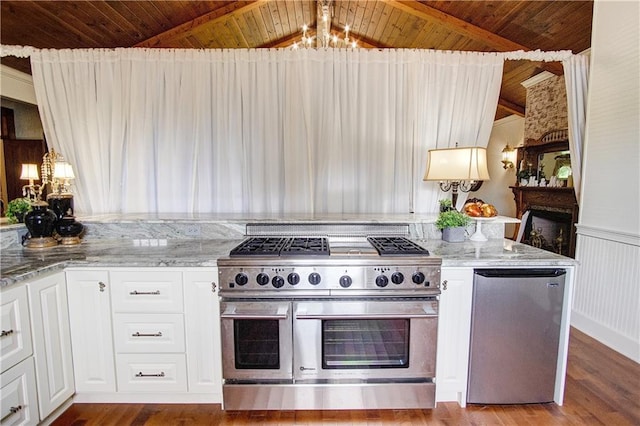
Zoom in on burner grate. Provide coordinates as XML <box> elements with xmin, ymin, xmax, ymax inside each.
<box><xmin>229</xmin><ymin>237</ymin><xmax>288</xmax><ymax>256</ymax></box>
<box><xmin>367</xmin><ymin>237</ymin><xmax>430</xmax><ymax>257</ymax></box>
<box><xmin>230</xmin><ymin>237</ymin><xmax>330</xmax><ymax>257</ymax></box>
<box><xmin>282</xmin><ymin>237</ymin><xmax>330</xmax><ymax>256</ymax></box>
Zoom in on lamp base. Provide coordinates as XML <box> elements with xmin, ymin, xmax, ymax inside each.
<box><xmin>59</xmin><ymin>236</ymin><xmax>81</xmax><ymax>245</ymax></box>
<box><xmin>24</xmin><ymin>236</ymin><xmax>58</xmax><ymax>249</ymax></box>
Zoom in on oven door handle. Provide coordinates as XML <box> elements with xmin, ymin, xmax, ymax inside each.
<box><xmin>221</xmin><ymin>305</ymin><xmax>290</xmax><ymax>320</ymax></box>
<box><xmin>295</xmin><ymin>312</ymin><xmax>434</xmax><ymax>320</ymax></box>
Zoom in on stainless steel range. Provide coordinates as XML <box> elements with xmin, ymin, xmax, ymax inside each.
<box><xmin>217</xmin><ymin>224</ymin><xmax>441</xmax><ymax>410</ymax></box>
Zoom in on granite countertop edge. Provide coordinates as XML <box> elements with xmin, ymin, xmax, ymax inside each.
<box><xmin>1</xmin><ymin>237</ymin><xmax>577</xmax><ymax>289</ymax></box>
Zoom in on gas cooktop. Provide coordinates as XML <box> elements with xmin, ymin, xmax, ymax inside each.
<box><xmin>228</xmin><ymin>236</ymin><xmax>429</xmax><ymax>258</ymax></box>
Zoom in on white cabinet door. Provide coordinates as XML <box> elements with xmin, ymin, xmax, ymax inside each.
<box><xmin>435</xmin><ymin>267</ymin><xmax>473</xmax><ymax>407</ymax></box>
<box><xmin>27</xmin><ymin>272</ymin><xmax>74</xmax><ymax>419</ymax></box>
<box><xmin>110</xmin><ymin>271</ymin><xmax>183</xmax><ymax>313</ymax></box>
<box><xmin>183</xmin><ymin>269</ymin><xmax>221</xmax><ymax>399</ymax></box>
<box><xmin>1</xmin><ymin>285</ymin><xmax>32</xmax><ymax>372</ymax></box>
<box><xmin>0</xmin><ymin>357</ymin><xmax>39</xmax><ymax>426</ymax></box>
<box><xmin>66</xmin><ymin>270</ymin><xmax>116</xmax><ymax>393</ymax></box>
<box><xmin>113</xmin><ymin>313</ymin><xmax>185</xmax><ymax>353</ymax></box>
<box><xmin>115</xmin><ymin>353</ymin><xmax>187</xmax><ymax>392</ymax></box>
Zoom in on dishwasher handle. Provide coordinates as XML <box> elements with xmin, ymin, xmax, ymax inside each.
<box><xmin>474</xmin><ymin>268</ymin><xmax>566</xmax><ymax>278</ymax></box>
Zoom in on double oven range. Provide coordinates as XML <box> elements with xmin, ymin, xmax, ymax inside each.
<box><xmin>217</xmin><ymin>224</ymin><xmax>441</xmax><ymax>410</ymax></box>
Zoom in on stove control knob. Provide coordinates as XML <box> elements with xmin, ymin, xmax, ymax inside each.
<box><xmin>235</xmin><ymin>273</ymin><xmax>248</xmax><ymax>286</ymax></box>
<box><xmin>308</xmin><ymin>272</ymin><xmax>322</xmax><ymax>285</ymax></box>
<box><xmin>288</xmin><ymin>272</ymin><xmax>300</xmax><ymax>286</ymax></box>
<box><xmin>339</xmin><ymin>275</ymin><xmax>352</xmax><ymax>288</ymax></box>
<box><xmin>256</xmin><ymin>272</ymin><xmax>270</xmax><ymax>286</ymax></box>
<box><xmin>391</xmin><ymin>272</ymin><xmax>405</xmax><ymax>284</ymax></box>
<box><xmin>375</xmin><ymin>275</ymin><xmax>389</xmax><ymax>288</ymax></box>
<box><xmin>272</xmin><ymin>275</ymin><xmax>285</xmax><ymax>289</ymax></box>
<box><xmin>412</xmin><ymin>271</ymin><xmax>426</xmax><ymax>285</ymax></box>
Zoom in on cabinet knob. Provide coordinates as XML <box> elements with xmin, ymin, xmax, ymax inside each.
<box><xmin>98</xmin><ymin>281</ymin><xmax>106</xmax><ymax>292</ymax></box>
<box><xmin>441</xmin><ymin>280</ymin><xmax>448</xmax><ymax>290</ymax></box>
<box><xmin>211</xmin><ymin>282</ymin><xmax>217</xmax><ymax>293</ymax></box>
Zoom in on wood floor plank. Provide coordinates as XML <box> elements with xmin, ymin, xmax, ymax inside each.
<box><xmin>51</xmin><ymin>327</ymin><xmax>640</xmax><ymax>426</ymax></box>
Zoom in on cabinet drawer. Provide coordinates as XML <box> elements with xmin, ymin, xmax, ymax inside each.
<box><xmin>0</xmin><ymin>357</ymin><xmax>39</xmax><ymax>426</ymax></box>
<box><xmin>1</xmin><ymin>286</ymin><xmax>33</xmax><ymax>372</ymax></box>
<box><xmin>110</xmin><ymin>271</ymin><xmax>183</xmax><ymax>313</ymax></box>
<box><xmin>116</xmin><ymin>354</ymin><xmax>187</xmax><ymax>392</ymax></box>
<box><xmin>113</xmin><ymin>314</ymin><xmax>185</xmax><ymax>353</ymax></box>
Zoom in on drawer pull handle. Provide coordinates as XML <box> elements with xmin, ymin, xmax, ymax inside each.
<box><xmin>135</xmin><ymin>371</ymin><xmax>165</xmax><ymax>378</ymax></box>
<box><xmin>1</xmin><ymin>329</ymin><xmax>14</xmax><ymax>337</ymax></box>
<box><xmin>1</xmin><ymin>405</ymin><xmax>23</xmax><ymax>422</ymax></box>
<box><xmin>131</xmin><ymin>331</ymin><xmax>163</xmax><ymax>337</ymax></box>
<box><xmin>99</xmin><ymin>281</ymin><xmax>106</xmax><ymax>292</ymax></box>
<box><xmin>129</xmin><ymin>290</ymin><xmax>161</xmax><ymax>295</ymax></box>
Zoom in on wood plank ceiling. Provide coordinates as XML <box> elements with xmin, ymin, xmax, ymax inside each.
<box><xmin>1</xmin><ymin>1</ymin><xmax>593</xmax><ymax>120</ymax></box>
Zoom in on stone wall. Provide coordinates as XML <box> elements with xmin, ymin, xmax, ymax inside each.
<box><xmin>523</xmin><ymin>75</ymin><xmax>568</xmax><ymax>142</ymax></box>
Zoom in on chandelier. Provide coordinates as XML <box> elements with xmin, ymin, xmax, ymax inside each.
<box><xmin>292</xmin><ymin>0</ymin><xmax>357</xmax><ymax>49</ymax></box>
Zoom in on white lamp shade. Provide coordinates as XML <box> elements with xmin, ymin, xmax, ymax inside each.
<box><xmin>20</xmin><ymin>163</ymin><xmax>40</xmax><ymax>180</ymax></box>
<box><xmin>423</xmin><ymin>146</ymin><xmax>490</xmax><ymax>181</ymax></box>
<box><xmin>53</xmin><ymin>162</ymin><xmax>75</xmax><ymax>179</ymax></box>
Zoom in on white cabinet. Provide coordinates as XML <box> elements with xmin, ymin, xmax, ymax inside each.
<box><xmin>1</xmin><ymin>285</ymin><xmax>38</xmax><ymax>426</ymax></box>
<box><xmin>1</xmin><ymin>285</ymin><xmax>33</xmax><ymax>373</ymax></box>
<box><xmin>66</xmin><ymin>268</ymin><xmax>222</xmax><ymax>402</ymax></box>
<box><xmin>110</xmin><ymin>270</ymin><xmax>186</xmax><ymax>394</ymax></box>
<box><xmin>0</xmin><ymin>358</ymin><xmax>39</xmax><ymax>426</ymax></box>
<box><xmin>65</xmin><ymin>270</ymin><xmax>116</xmax><ymax>393</ymax></box>
<box><xmin>26</xmin><ymin>272</ymin><xmax>75</xmax><ymax>419</ymax></box>
<box><xmin>183</xmin><ymin>270</ymin><xmax>221</xmax><ymax>398</ymax></box>
<box><xmin>435</xmin><ymin>267</ymin><xmax>473</xmax><ymax>406</ymax></box>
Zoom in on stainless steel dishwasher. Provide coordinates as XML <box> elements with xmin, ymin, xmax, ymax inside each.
<box><xmin>467</xmin><ymin>268</ymin><xmax>566</xmax><ymax>404</ymax></box>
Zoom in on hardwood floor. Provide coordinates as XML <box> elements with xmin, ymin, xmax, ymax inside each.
<box><xmin>52</xmin><ymin>327</ymin><xmax>640</xmax><ymax>426</ymax></box>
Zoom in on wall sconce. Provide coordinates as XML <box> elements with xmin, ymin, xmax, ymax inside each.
<box><xmin>424</xmin><ymin>146</ymin><xmax>491</xmax><ymax>210</ymax></box>
<box><xmin>501</xmin><ymin>144</ymin><xmax>517</xmax><ymax>169</ymax></box>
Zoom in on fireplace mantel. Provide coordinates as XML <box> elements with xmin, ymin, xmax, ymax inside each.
<box><xmin>510</xmin><ymin>185</ymin><xmax>578</xmax><ymax>257</ymax></box>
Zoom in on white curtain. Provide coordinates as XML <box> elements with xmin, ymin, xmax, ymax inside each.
<box><xmin>562</xmin><ymin>53</ymin><xmax>590</xmax><ymax>201</ymax></box>
<box><xmin>27</xmin><ymin>47</ymin><xmax>503</xmax><ymax>215</ymax></box>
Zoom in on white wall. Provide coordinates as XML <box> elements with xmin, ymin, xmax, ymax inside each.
<box><xmin>474</xmin><ymin>115</ymin><xmax>524</xmax><ymax>238</ymax></box>
<box><xmin>572</xmin><ymin>0</ymin><xmax>640</xmax><ymax>362</ymax></box>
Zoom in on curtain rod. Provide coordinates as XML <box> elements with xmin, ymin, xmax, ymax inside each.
<box><xmin>0</xmin><ymin>44</ymin><xmax>574</xmax><ymax>62</ymax></box>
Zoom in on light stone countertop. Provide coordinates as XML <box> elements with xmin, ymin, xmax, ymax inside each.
<box><xmin>1</xmin><ymin>236</ymin><xmax>576</xmax><ymax>288</ymax></box>
<box><xmin>1</xmin><ymin>213</ymin><xmax>574</xmax><ymax>287</ymax></box>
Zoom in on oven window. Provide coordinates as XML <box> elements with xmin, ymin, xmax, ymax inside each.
<box><xmin>322</xmin><ymin>319</ymin><xmax>410</xmax><ymax>369</ymax></box>
<box><xmin>234</xmin><ymin>320</ymin><xmax>280</xmax><ymax>369</ymax></box>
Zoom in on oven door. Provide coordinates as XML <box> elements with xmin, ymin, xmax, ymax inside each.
<box><xmin>220</xmin><ymin>300</ymin><xmax>293</xmax><ymax>381</ymax></box>
<box><xmin>293</xmin><ymin>299</ymin><xmax>438</xmax><ymax>381</ymax></box>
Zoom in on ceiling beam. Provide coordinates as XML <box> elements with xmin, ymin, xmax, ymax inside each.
<box><xmin>384</xmin><ymin>0</ymin><xmax>563</xmax><ymax>75</ymax></box>
<box><xmin>134</xmin><ymin>0</ymin><xmax>269</xmax><ymax>48</ymax></box>
<box><xmin>498</xmin><ymin>98</ymin><xmax>526</xmax><ymax>117</ymax></box>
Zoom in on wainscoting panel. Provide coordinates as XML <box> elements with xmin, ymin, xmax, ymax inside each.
<box><xmin>572</xmin><ymin>227</ymin><xmax>640</xmax><ymax>362</ymax></box>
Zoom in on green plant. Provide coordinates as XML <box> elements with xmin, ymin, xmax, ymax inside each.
<box><xmin>517</xmin><ymin>169</ymin><xmax>531</xmax><ymax>180</ymax></box>
<box><xmin>435</xmin><ymin>210</ymin><xmax>471</xmax><ymax>230</ymax></box>
<box><xmin>5</xmin><ymin>198</ymin><xmax>31</xmax><ymax>224</ymax></box>
<box><xmin>438</xmin><ymin>199</ymin><xmax>453</xmax><ymax>212</ymax></box>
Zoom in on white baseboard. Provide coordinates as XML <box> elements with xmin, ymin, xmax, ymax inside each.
<box><xmin>73</xmin><ymin>392</ymin><xmax>222</xmax><ymax>404</ymax></box>
<box><xmin>571</xmin><ymin>310</ymin><xmax>640</xmax><ymax>363</ymax></box>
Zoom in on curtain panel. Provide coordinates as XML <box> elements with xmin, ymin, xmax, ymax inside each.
<box><xmin>28</xmin><ymin>48</ymin><xmax>503</xmax><ymax>215</ymax></box>
<box><xmin>563</xmin><ymin>53</ymin><xmax>590</xmax><ymax>202</ymax></box>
